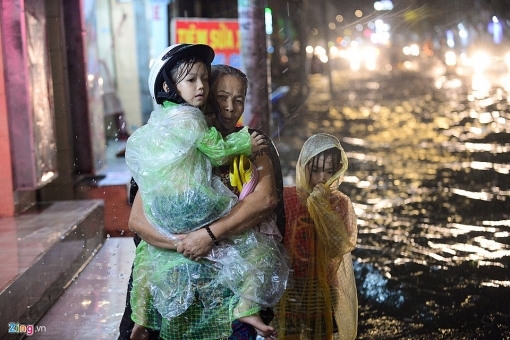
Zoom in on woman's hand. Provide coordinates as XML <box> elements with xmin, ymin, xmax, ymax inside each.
<box><xmin>177</xmin><ymin>228</ymin><xmax>213</xmax><ymax>261</ymax></box>
<box><xmin>176</xmin><ymin>227</ymin><xmax>214</xmax><ymax>260</ymax></box>
<box><xmin>130</xmin><ymin>192</ymin><xmax>213</xmax><ymax>260</ymax></box>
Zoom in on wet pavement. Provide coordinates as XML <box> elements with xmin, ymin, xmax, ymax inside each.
<box><xmin>272</xmin><ymin>65</ymin><xmax>510</xmax><ymax>339</ymax></box>
<box><xmin>34</xmin><ymin>237</ymin><xmax>135</xmax><ymax>339</ymax></box>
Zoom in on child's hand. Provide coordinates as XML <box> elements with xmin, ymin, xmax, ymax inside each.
<box><xmin>250</xmin><ymin>131</ymin><xmax>268</xmax><ymax>153</ymax></box>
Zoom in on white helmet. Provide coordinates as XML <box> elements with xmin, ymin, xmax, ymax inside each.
<box><xmin>148</xmin><ymin>44</ymin><xmax>215</xmax><ymax>104</ymax></box>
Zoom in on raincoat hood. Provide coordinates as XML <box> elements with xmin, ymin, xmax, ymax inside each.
<box><xmin>296</xmin><ymin>133</ymin><xmax>348</xmax><ymax>199</ymax></box>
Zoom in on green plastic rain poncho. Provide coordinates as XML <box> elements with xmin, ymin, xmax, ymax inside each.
<box><xmin>126</xmin><ymin>101</ymin><xmax>252</xmax><ymax>236</ymax></box>
<box><xmin>125</xmin><ymin>101</ymin><xmax>289</xmax><ymax>338</ymax></box>
<box><xmin>272</xmin><ymin>133</ymin><xmax>358</xmax><ymax>340</ymax></box>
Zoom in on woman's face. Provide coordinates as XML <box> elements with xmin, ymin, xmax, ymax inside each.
<box><xmin>173</xmin><ymin>61</ymin><xmax>209</xmax><ymax>108</ymax></box>
<box><xmin>211</xmin><ymin>75</ymin><xmax>246</xmax><ymax>135</ymax></box>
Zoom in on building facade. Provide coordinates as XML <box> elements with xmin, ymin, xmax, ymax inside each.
<box><xmin>0</xmin><ymin>0</ymin><xmax>146</xmax><ymax>217</ymax></box>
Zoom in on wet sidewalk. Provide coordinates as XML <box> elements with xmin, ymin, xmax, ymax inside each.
<box><xmin>1</xmin><ymin>140</ymin><xmax>134</xmax><ymax>340</ymax></box>
<box><xmin>33</xmin><ymin>237</ymin><xmax>135</xmax><ymax>339</ymax></box>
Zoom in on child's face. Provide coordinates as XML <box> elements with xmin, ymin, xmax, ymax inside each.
<box><xmin>307</xmin><ymin>154</ymin><xmax>336</xmax><ymax>189</ymax></box>
<box><xmin>175</xmin><ymin>61</ymin><xmax>209</xmax><ymax>108</ymax></box>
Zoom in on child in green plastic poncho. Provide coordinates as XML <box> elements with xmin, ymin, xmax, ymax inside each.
<box><xmin>125</xmin><ymin>44</ymin><xmax>288</xmax><ymax>340</ymax></box>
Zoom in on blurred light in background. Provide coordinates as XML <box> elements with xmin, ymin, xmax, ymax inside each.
<box><xmin>374</xmin><ymin>0</ymin><xmax>394</xmax><ymax>11</ymax></box>
<box><xmin>471</xmin><ymin>51</ymin><xmax>491</xmax><ymax>73</ymax></box>
<box><xmin>488</xmin><ymin>16</ymin><xmax>503</xmax><ymax>44</ymax></box>
<box><xmin>458</xmin><ymin>23</ymin><xmax>468</xmax><ymax>46</ymax></box>
<box><xmin>446</xmin><ymin>30</ymin><xmax>455</xmax><ymax>48</ymax></box>
<box><xmin>403</xmin><ymin>44</ymin><xmax>420</xmax><ymax>57</ymax></box>
<box><xmin>445</xmin><ymin>51</ymin><xmax>457</xmax><ymax>66</ymax></box>
<box><xmin>265</xmin><ymin>8</ymin><xmax>272</xmax><ymax>34</ymax></box>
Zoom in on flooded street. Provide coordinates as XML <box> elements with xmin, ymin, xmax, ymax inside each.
<box><xmin>273</xmin><ymin>65</ymin><xmax>510</xmax><ymax>339</ymax></box>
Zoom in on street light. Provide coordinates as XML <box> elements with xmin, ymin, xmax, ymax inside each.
<box><xmin>374</xmin><ymin>1</ymin><xmax>394</xmax><ymax>11</ymax></box>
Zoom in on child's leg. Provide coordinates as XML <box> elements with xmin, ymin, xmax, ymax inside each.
<box><xmin>238</xmin><ymin>314</ymin><xmax>277</xmax><ymax>339</ymax></box>
<box><xmin>234</xmin><ymin>296</ymin><xmax>276</xmax><ymax>339</ymax></box>
<box><xmin>220</xmin><ymin>228</ymin><xmax>288</xmax><ymax>339</ymax></box>
<box><xmin>234</xmin><ymin>231</ymin><xmax>287</xmax><ymax>306</ymax></box>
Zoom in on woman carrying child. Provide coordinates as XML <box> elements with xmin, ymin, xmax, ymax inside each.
<box><xmin>125</xmin><ymin>44</ymin><xmax>288</xmax><ymax>340</ymax></box>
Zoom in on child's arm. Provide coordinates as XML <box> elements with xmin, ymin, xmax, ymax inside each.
<box><xmin>250</xmin><ymin>131</ymin><xmax>268</xmax><ymax>154</ymax></box>
<box><xmin>198</xmin><ymin>126</ymin><xmax>267</xmax><ymax>167</ymax></box>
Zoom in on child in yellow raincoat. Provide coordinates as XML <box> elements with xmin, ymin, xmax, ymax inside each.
<box><xmin>272</xmin><ymin>133</ymin><xmax>358</xmax><ymax>339</ymax></box>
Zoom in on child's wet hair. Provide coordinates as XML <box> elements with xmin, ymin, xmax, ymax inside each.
<box><xmin>306</xmin><ymin>147</ymin><xmax>342</xmax><ymax>183</ymax></box>
<box><xmin>167</xmin><ymin>55</ymin><xmax>211</xmax><ymax>87</ymax></box>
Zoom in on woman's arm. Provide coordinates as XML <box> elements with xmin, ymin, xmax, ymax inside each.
<box><xmin>213</xmin><ymin>153</ymin><xmax>278</xmax><ymax>236</ymax></box>
<box><xmin>177</xmin><ymin>153</ymin><xmax>278</xmax><ymax>258</ymax></box>
<box><xmin>128</xmin><ymin>191</ymin><xmax>181</xmax><ymax>250</ymax></box>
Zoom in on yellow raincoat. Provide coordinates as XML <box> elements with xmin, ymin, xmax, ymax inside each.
<box><xmin>272</xmin><ymin>133</ymin><xmax>358</xmax><ymax>340</ymax></box>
